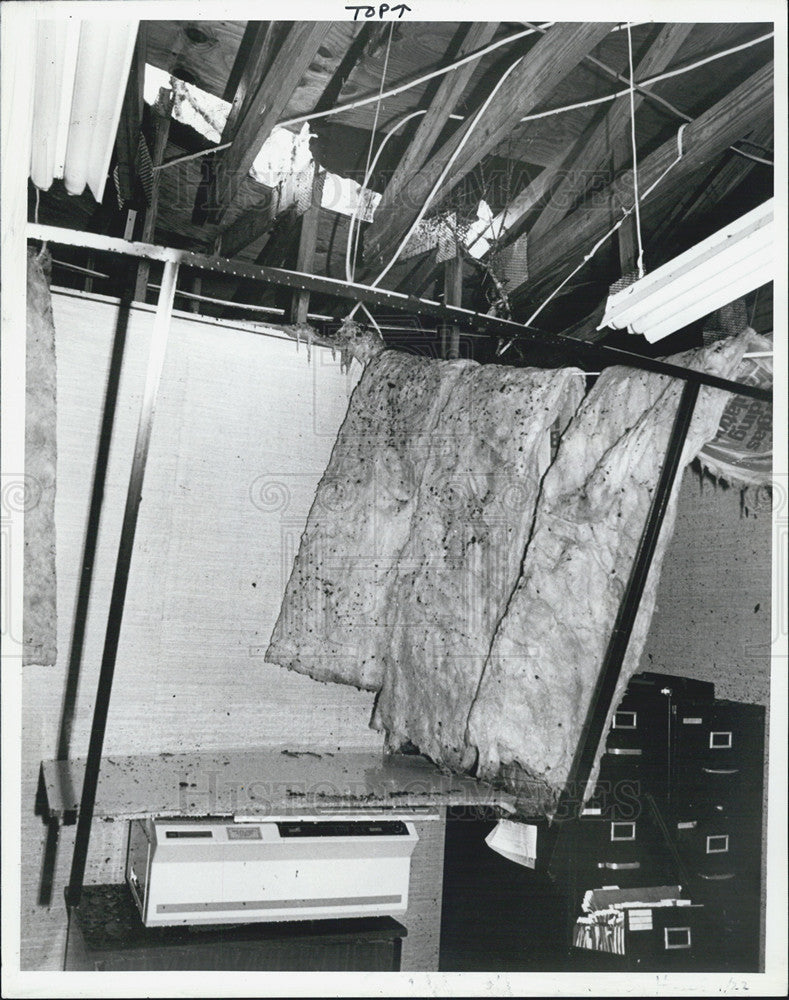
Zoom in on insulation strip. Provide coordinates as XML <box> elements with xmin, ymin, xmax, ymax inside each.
<box><xmin>23</xmin><ymin>249</ymin><xmax>58</xmax><ymax>666</ymax></box>
<box><xmin>466</xmin><ymin>333</ymin><xmax>751</xmax><ymax>810</ymax></box>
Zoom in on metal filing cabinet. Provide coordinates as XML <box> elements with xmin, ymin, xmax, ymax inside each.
<box><xmin>571</xmin><ymin>672</ymin><xmax>764</xmax><ymax>972</ymax></box>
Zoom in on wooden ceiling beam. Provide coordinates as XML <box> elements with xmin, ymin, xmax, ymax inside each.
<box><xmin>368</xmin><ymin>22</ymin><xmax>499</xmax><ymax>240</ymax></box>
<box><xmin>518</xmin><ymin>60</ymin><xmax>773</xmax><ymax>304</ymax></box>
<box><xmin>527</xmin><ymin>22</ymin><xmax>695</xmax><ymax>246</ymax></box>
<box><xmin>214</xmin><ymin>21</ymin><xmax>331</xmax><ymax>224</ymax></box>
<box><xmin>362</xmin><ymin>23</ymin><xmax>616</xmax><ymax>278</ymax></box>
<box><xmin>220</xmin><ymin>21</ymin><xmax>289</xmax><ymax>144</ymax></box>
<box><xmin>114</xmin><ymin>30</ymin><xmax>147</xmax><ymax>205</ymax></box>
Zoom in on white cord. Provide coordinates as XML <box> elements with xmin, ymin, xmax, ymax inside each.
<box><xmin>346</xmin><ymin>110</ymin><xmax>425</xmax><ymax>287</ymax></box>
<box><xmin>350</xmin><ymin>24</ymin><xmax>394</xmax><ymax>282</ymax></box>
<box><xmin>279</xmin><ymin>26</ymin><xmax>552</xmax><ymax>129</ymax></box>
<box><xmin>626</xmin><ymin>23</ymin><xmax>645</xmax><ymax>279</ymax></box>
<box><xmin>153</xmin><ymin>31</ymin><xmax>774</xmax><ymax>173</ymax></box>
<box><xmin>348</xmin><ymin>55</ymin><xmax>525</xmax><ymax>323</ymax></box>
<box><xmin>522</xmin><ymin>123</ymin><xmax>688</xmax><ymax>330</ymax></box>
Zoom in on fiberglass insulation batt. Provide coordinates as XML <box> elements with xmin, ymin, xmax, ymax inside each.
<box><xmin>466</xmin><ymin>333</ymin><xmax>750</xmax><ymax>807</ymax></box>
<box><xmin>265</xmin><ymin>351</ymin><xmax>583</xmax><ymax>697</ymax></box>
<box><xmin>370</xmin><ymin>361</ymin><xmax>583</xmax><ymax>770</ymax></box>
<box><xmin>23</xmin><ymin>250</ymin><xmax>58</xmax><ymax>666</ymax></box>
<box><xmin>267</xmin><ymin>334</ymin><xmax>748</xmax><ymax>813</ymax></box>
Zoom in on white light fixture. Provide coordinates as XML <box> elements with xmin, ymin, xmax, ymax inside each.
<box><xmin>29</xmin><ymin>19</ymin><xmax>139</xmax><ymax>203</ymax></box>
<box><xmin>598</xmin><ymin>199</ymin><xmax>774</xmax><ymax>343</ymax></box>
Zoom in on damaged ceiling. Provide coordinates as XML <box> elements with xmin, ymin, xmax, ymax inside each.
<box><xmin>31</xmin><ymin>18</ymin><xmax>775</xmax><ymax>357</ymax></box>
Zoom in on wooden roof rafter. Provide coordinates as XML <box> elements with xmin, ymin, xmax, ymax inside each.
<box><xmin>526</xmin><ymin>22</ymin><xmax>696</xmax><ymax>246</ymax></box>
<box><xmin>360</xmin><ymin>22</ymin><xmax>617</xmax><ymax>282</ymax></box>
<box><xmin>514</xmin><ymin>60</ymin><xmax>774</xmax><ymax>306</ymax></box>
<box><xmin>213</xmin><ymin>21</ymin><xmax>332</xmax><ymax>227</ymax></box>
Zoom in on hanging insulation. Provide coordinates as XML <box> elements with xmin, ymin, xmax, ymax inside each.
<box><xmin>24</xmin><ymin>249</ymin><xmax>58</xmax><ymax>666</ymax></box>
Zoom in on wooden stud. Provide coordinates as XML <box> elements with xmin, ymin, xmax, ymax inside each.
<box><xmin>362</xmin><ymin>23</ymin><xmax>615</xmax><ymax>278</ymax></box>
<box><xmin>134</xmin><ymin>91</ymin><xmax>175</xmax><ymax>302</ymax></box>
<box><xmin>289</xmin><ymin>165</ymin><xmax>326</xmax><ymax>326</ymax></box>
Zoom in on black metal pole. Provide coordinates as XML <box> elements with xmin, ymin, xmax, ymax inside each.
<box><xmin>547</xmin><ymin>380</ymin><xmax>700</xmax><ymax>861</ymax></box>
<box><xmin>27</xmin><ymin>225</ymin><xmax>770</xmax><ymax>404</ymax></box>
<box><xmin>65</xmin><ymin>260</ymin><xmax>180</xmax><ymax>909</ymax></box>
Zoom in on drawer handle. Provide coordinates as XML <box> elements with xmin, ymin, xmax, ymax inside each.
<box><xmin>697</xmin><ymin>871</ymin><xmax>735</xmax><ymax>880</ymax></box>
<box><xmin>702</xmin><ymin>767</ymin><xmax>739</xmax><ymax>775</ymax></box>
<box><xmin>599</xmin><ymin>861</ymin><xmax>641</xmax><ymax>870</ymax></box>
<box><xmin>664</xmin><ymin>926</ymin><xmax>691</xmax><ymax>950</ymax></box>
<box><xmin>607</xmin><ymin>748</ymin><xmax>642</xmax><ymax>756</ymax></box>
<box><xmin>611</xmin><ymin>821</ymin><xmax>636</xmax><ymax>842</ymax></box>
<box><xmin>613</xmin><ymin>711</ymin><xmax>637</xmax><ymax>730</ymax></box>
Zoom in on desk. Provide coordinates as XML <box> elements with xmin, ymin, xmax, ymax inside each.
<box><xmin>66</xmin><ymin>884</ymin><xmax>408</xmax><ymax>971</ymax></box>
<box><xmin>41</xmin><ymin>748</ymin><xmax>514</xmax><ymax>971</ymax></box>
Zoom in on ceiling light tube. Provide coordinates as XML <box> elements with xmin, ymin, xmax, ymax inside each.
<box><xmin>599</xmin><ymin>199</ymin><xmax>774</xmax><ymax>343</ymax></box>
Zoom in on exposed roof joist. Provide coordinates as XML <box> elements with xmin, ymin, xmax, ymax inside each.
<box><xmin>527</xmin><ymin>22</ymin><xmax>695</xmax><ymax>245</ymax></box>
<box><xmin>517</xmin><ymin>60</ymin><xmax>773</xmax><ymax>304</ymax></box>
<box><xmin>214</xmin><ymin>21</ymin><xmax>332</xmax><ymax>227</ymax></box>
<box><xmin>361</xmin><ymin>22</ymin><xmax>616</xmax><ymax>279</ymax></box>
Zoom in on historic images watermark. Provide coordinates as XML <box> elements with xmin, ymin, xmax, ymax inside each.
<box><xmin>1</xmin><ymin>474</ymin><xmax>43</xmax><ymax>651</ymax></box>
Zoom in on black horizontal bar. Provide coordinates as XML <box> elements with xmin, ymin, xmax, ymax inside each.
<box><xmin>27</xmin><ymin>225</ymin><xmax>771</xmax><ymax>403</ymax></box>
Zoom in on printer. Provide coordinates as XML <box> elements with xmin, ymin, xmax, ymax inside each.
<box><xmin>126</xmin><ymin>815</ymin><xmax>420</xmax><ymax>927</ymax></box>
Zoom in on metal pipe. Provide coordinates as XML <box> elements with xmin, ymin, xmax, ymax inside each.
<box><xmin>27</xmin><ymin>225</ymin><xmax>770</xmax><ymax>403</ymax></box>
<box><xmin>65</xmin><ymin>260</ymin><xmax>180</xmax><ymax>909</ymax></box>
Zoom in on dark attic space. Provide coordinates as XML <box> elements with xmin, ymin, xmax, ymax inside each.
<box><xmin>1</xmin><ymin>5</ymin><xmax>785</xmax><ymax>993</ymax></box>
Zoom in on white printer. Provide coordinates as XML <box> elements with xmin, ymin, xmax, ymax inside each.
<box><xmin>126</xmin><ymin>815</ymin><xmax>420</xmax><ymax>927</ymax></box>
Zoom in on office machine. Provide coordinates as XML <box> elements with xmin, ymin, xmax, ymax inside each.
<box><xmin>126</xmin><ymin>815</ymin><xmax>419</xmax><ymax>927</ymax></box>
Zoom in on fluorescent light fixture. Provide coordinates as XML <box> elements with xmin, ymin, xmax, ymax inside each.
<box><xmin>30</xmin><ymin>19</ymin><xmax>139</xmax><ymax>202</ymax></box>
<box><xmin>598</xmin><ymin>199</ymin><xmax>774</xmax><ymax>343</ymax></box>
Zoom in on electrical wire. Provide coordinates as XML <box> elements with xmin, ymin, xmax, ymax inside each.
<box><xmin>345</xmin><ymin>109</ymin><xmax>425</xmax><ymax>289</ymax></box>
<box><xmin>515</xmin><ymin>122</ymin><xmax>688</xmax><ymax>336</ymax></box>
<box><xmin>519</xmin><ymin>27</ymin><xmax>774</xmax><ymax>166</ymax></box>
<box><xmin>347</xmin><ymin>55</ymin><xmax>526</xmax><ymax>324</ymax></box>
<box><xmin>154</xmin><ymin>29</ymin><xmax>774</xmax><ymax>173</ymax></box>
<box><xmin>278</xmin><ymin>25</ymin><xmax>553</xmax><ymax>130</ymax></box>
<box><xmin>626</xmin><ymin>23</ymin><xmax>645</xmax><ymax>279</ymax></box>
<box><xmin>350</xmin><ymin>23</ymin><xmax>394</xmax><ymax>283</ymax></box>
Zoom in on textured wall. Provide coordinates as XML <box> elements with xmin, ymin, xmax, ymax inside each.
<box><xmin>22</xmin><ymin>292</ymin><xmax>454</xmax><ymax>971</ymax></box>
<box><xmin>639</xmin><ymin>468</ymin><xmax>773</xmax><ymax>704</ymax></box>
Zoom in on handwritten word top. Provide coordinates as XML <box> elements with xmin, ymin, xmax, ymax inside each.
<box><xmin>346</xmin><ymin>3</ymin><xmax>412</xmax><ymax>19</ymax></box>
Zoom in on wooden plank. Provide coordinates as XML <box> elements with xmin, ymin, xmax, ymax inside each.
<box><xmin>363</xmin><ymin>23</ymin><xmax>615</xmax><ymax>278</ymax></box>
<box><xmin>143</xmin><ymin>20</ymin><xmax>246</xmax><ymax>98</ymax></box>
<box><xmin>289</xmin><ymin>165</ymin><xmax>326</xmax><ymax>325</ymax></box>
<box><xmin>527</xmin><ymin>23</ymin><xmax>695</xmax><ymax>246</ymax></box>
<box><xmin>220</xmin><ymin>21</ymin><xmax>288</xmax><ymax>143</ymax></box>
<box><xmin>41</xmin><ymin>750</ymin><xmax>515</xmax><ymax>822</ymax></box>
<box><xmin>114</xmin><ymin>32</ymin><xmax>147</xmax><ymax>204</ymax></box>
<box><xmin>521</xmin><ymin>60</ymin><xmax>773</xmax><ymax>302</ymax></box>
<box><xmin>372</xmin><ymin>22</ymin><xmax>499</xmax><ymax>244</ymax></box>
<box><xmin>216</xmin><ymin>22</ymin><xmax>332</xmax><ymax>222</ymax></box>
<box><xmin>134</xmin><ymin>92</ymin><xmax>175</xmax><ymax>302</ymax></box>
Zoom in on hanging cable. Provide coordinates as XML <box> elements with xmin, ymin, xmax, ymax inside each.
<box><xmin>279</xmin><ymin>25</ymin><xmax>551</xmax><ymax>129</ymax></box>
<box><xmin>349</xmin><ymin>23</ymin><xmax>394</xmax><ymax>283</ymax></box>
<box><xmin>154</xmin><ymin>30</ymin><xmax>773</xmax><ymax>173</ymax></box>
<box><xmin>347</xmin><ymin>55</ymin><xmax>526</xmax><ymax>325</ymax></box>
<box><xmin>626</xmin><ymin>23</ymin><xmax>645</xmax><ymax>278</ymax></box>
<box><xmin>345</xmin><ymin>109</ymin><xmax>426</xmax><ymax>290</ymax></box>
<box><xmin>498</xmin><ymin>122</ymin><xmax>689</xmax><ymax>347</ymax></box>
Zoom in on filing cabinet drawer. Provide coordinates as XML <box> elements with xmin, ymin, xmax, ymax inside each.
<box><xmin>625</xmin><ymin>903</ymin><xmax>708</xmax><ymax>971</ymax></box>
